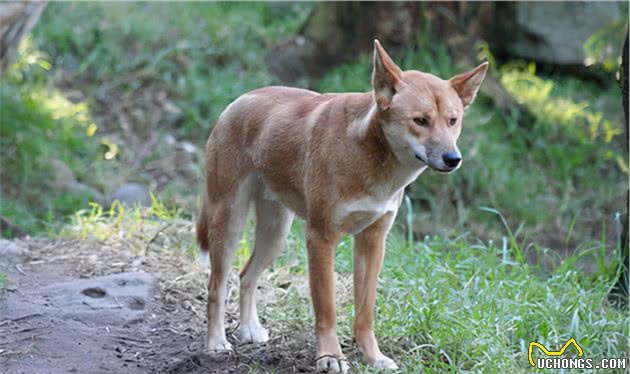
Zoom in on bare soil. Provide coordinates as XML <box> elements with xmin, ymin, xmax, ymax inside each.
<box><xmin>0</xmin><ymin>238</ymin><xmax>318</xmax><ymax>374</ymax></box>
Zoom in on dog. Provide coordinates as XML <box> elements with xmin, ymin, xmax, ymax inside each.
<box><xmin>196</xmin><ymin>40</ymin><xmax>487</xmax><ymax>372</ymax></box>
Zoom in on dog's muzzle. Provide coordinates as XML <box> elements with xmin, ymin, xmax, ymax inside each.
<box><xmin>416</xmin><ymin>152</ymin><xmax>461</xmax><ymax>173</ymax></box>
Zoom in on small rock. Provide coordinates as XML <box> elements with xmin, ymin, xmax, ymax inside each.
<box><xmin>48</xmin><ymin>159</ymin><xmax>104</xmax><ymax>204</ymax></box>
<box><xmin>164</xmin><ymin>134</ymin><xmax>177</xmax><ymax>146</ymax></box>
<box><xmin>68</xmin><ymin>181</ymin><xmax>105</xmax><ymax>205</ymax></box>
<box><xmin>0</xmin><ymin>239</ymin><xmax>29</xmax><ymax>257</ymax></box>
<box><xmin>179</xmin><ymin>141</ymin><xmax>197</xmax><ymax>154</ymax></box>
<box><xmin>109</xmin><ymin>183</ymin><xmax>152</xmax><ymax>207</ymax></box>
<box><xmin>49</xmin><ymin>159</ymin><xmax>77</xmax><ymax>189</ymax></box>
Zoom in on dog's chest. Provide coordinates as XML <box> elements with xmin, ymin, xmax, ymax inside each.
<box><xmin>335</xmin><ymin>192</ymin><xmax>402</xmax><ymax>234</ymax></box>
<box><xmin>334</xmin><ymin>167</ymin><xmax>425</xmax><ymax>234</ymax></box>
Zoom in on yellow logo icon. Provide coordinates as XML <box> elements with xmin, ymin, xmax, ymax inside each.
<box><xmin>528</xmin><ymin>338</ymin><xmax>584</xmax><ymax>367</ymax></box>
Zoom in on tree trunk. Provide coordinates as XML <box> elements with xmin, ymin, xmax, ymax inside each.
<box><xmin>266</xmin><ymin>2</ymin><xmax>421</xmax><ymax>84</ymax></box>
<box><xmin>426</xmin><ymin>2</ymin><xmax>538</xmax><ymax>128</ymax></box>
<box><xmin>266</xmin><ymin>2</ymin><xmax>537</xmax><ymax>132</ymax></box>
<box><xmin>0</xmin><ymin>1</ymin><xmax>47</xmax><ymax>76</ymax></box>
<box><xmin>611</xmin><ymin>30</ymin><xmax>628</xmax><ymax>306</ymax></box>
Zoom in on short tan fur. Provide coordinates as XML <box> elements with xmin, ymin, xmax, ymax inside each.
<box><xmin>197</xmin><ymin>40</ymin><xmax>488</xmax><ymax>372</ymax></box>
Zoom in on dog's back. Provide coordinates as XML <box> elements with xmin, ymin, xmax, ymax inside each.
<box><xmin>196</xmin><ymin>86</ymin><xmax>320</xmax><ymax>252</ymax></box>
<box><xmin>197</xmin><ymin>41</ymin><xmax>488</xmax><ymax>372</ymax></box>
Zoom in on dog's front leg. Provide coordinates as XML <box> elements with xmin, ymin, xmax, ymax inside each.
<box><xmin>353</xmin><ymin>213</ymin><xmax>399</xmax><ymax>369</ymax></box>
<box><xmin>306</xmin><ymin>225</ymin><xmax>348</xmax><ymax>373</ymax></box>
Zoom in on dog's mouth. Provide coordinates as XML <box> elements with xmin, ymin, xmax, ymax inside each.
<box><xmin>434</xmin><ymin>167</ymin><xmax>456</xmax><ymax>173</ymax></box>
<box><xmin>414</xmin><ymin>153</ymin><xmax>427</xmax><ymax>164</ymax></box>
<box><xmin>415</xmin><ymin>153</ymin><xmax>457</xmax><ymax>173</ymax></box>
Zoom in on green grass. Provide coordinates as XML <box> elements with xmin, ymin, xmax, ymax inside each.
<box><xmin>0</xmin><ymin>35</ymin><xmax>105</xmax><ymax>235</ymax></box>
<box><xmin>61</xmin><ymin>194</ymin><xmax>180</xmax><ymax>245</ymax></box>
<box><xmin>1</xmin><ymin>4</ymin><xmax>627</xmax><ymax>370</ymax></box>
<box><xmin>0</xmin><ymin>2</ymin><xmax>313</xmax><ymax>236</ymax></box>
<box><xmin>61</xmin><ymin>201</ymin><xmax>628</xmax><ymax>373</ymax></box>
<box><xmin>32</xmin><ymin>2</ymin><xmax>311</xmax><ymax>139</ymax></box>
<box><xmin>260</xmin><ymin>222</ymin><xmax>628</xmax><ymax>373</ymax></box>
<box><xmin>3</xmin><ymin>2</ymin><xmax>624</xmax><ymax>246</ymax></box>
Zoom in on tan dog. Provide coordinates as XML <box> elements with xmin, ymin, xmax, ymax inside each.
<box><xmin>196</xmin><ymin>40</ymin><xmax>487</xmax><ymax>372</ymax></box>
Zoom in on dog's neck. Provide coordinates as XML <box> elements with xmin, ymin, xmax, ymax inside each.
<box><xmin>348</xmin><ymin>95</ymin><xmax>396</xmax><ymax>165</ymax></box>
<box><xmin>347</xmin><ymin>95</ymin><xmax>423</xmax><ymax>189</ymax></box>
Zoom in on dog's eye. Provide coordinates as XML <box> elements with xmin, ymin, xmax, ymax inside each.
<box><xmin>414</xmin><ymin>117</ymin><xmax>430</xmax><ymax>127</ymax></box>
<box><xmin>449</xmin><ymin>117</ymin><xmax>457</xmax><ymax>127</ymax></box>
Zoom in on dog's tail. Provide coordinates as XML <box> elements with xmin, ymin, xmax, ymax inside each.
<box><xmin>196</xmin><ymin>196</ymin><xmax>210</xmax><ymax>267</ymax></box>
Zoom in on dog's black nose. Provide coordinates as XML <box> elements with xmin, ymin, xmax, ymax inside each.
<box><xmin>442</xmin><ymin>152</ymin><xmax>462</xmax><ymax>168</ymax></box>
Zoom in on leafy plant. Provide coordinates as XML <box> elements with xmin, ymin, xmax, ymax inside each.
<box><xmin>1</xmin><ymin>37</ymin><xmax>105</xmax><ymax>235</ymax></box>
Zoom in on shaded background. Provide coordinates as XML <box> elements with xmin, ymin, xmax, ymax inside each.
<box><xmin>0</xmin><ymin>2</ymin><xmax>628</xmax><ymax>372</ymax></box>
<box><xmin>1</xmin><ymin>2</ymin><xmax>627</xmax><ymax>254</ymax></box>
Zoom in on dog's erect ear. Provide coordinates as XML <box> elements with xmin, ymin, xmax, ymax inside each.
<box><xmin>449</xmin><ymin>62</ymin><xmax>489</xmax><ymax>109</ymax></box>
<box><xmin>372</xmin><ymin>39</ymin><xmax>402</xmax><ymax>109</ymax></box>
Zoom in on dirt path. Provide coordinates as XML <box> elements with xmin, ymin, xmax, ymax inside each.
<box><xmin>0</xmin><ymin>238</ymin><xmax>316</xmax><ymax>374</ymax></box>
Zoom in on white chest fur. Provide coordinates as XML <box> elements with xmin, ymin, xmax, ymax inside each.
<box><xmin>335</xmin><ymin>194</ymin><xmax>401</xmax><ymax>234</ymax></box>
<box><xmin>335</xmin><ymin>165</ymin><xmax>426</xmax><ymax>234</ymax></box>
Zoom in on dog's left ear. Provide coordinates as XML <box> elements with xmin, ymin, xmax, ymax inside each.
<box><xmin>372</xmin><ymin>39</ymin><xmax>403</xmax><ymax>109</ymax></box>
<box><xmin>449</xmin><ymin>62</ymin><xmax>489</xmax><ymax>109</ymax></box>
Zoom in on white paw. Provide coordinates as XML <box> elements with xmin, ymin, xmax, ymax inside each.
<box><xmin>316</xmin><ymin>355</ymin><xmax>349</xmax><ymax>373</ymax></box>
<box><xmin>206</xmin><ymin>336</ymin><xmax>232</xmax><ymax>352</ymax></box>
<box><xmin>371</xmin><ymin>354</ymin><xmax>399</xmax><ymax>370</ymax></box>
<box><xmin>238</xmin><ymin>322</ymin><xmax>269</xmax><ymax>343</ymax></box>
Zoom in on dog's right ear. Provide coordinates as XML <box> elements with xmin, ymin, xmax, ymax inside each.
<box><xmin>372</xmin><ymin>40</ymin><xmax>402</xmax><ymax>110</ymax></box>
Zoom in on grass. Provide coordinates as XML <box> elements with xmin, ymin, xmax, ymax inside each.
<box><xmin>33</xmin><ymin>2</ymin><xmax>311</xmax><ymax>139</ymax></box>
<box><xmin>1</xmin><ymin>2</ymin><xmax>312</xmax><ymax>236</ymax></box>
<box><xmin>371</xmin><ymin>234</ymin><xmax>625</xmax><ymax>373</ymax></box>
<box><xmin>61</xmin><ymin>195</ymin><xmax>184</xmax><ymax>252</ymax></box>
<box><xmin>262</xmin><ymin>225</ymin><xmax>630</xmax><ymax>373</ymax></box>
<box><xmin>60</xmin><ymin>201</ymin><xmax>629</xmax><ymax>373</ymax></box>
<box><xmin>2</xmin><ymin>2</ymin><xmax>625</xmax><ymax>247</ymax></box>
<box><xmin>0</xmin><ymin>35</ymin><xmax>106</xmax><ymax>235</ymax></box>
<box><xmin>260</xmin><ymin>217</ymin><xmax>628</xmax><ymax>373</ymax></box>
<box><xmin>1</xmin><ymin>3</ymin><xmax>627</xmax><ymax>370</ymax></box>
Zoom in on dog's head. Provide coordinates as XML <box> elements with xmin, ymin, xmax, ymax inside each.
<box><xmin>372</xmin><ymin>40</ymin><xmax>488</xmax><ymax>173</ymax></box>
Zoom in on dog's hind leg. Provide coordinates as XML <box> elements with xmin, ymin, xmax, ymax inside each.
<box><xmin>238</xmin><ymin>187</ymin><xmax>294</xmax><ymax>343</ymax></box>
<box><xmin>204</xmin><ymin>174</ymin><xmax>255</xmax><ymax>352</ymax></box>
